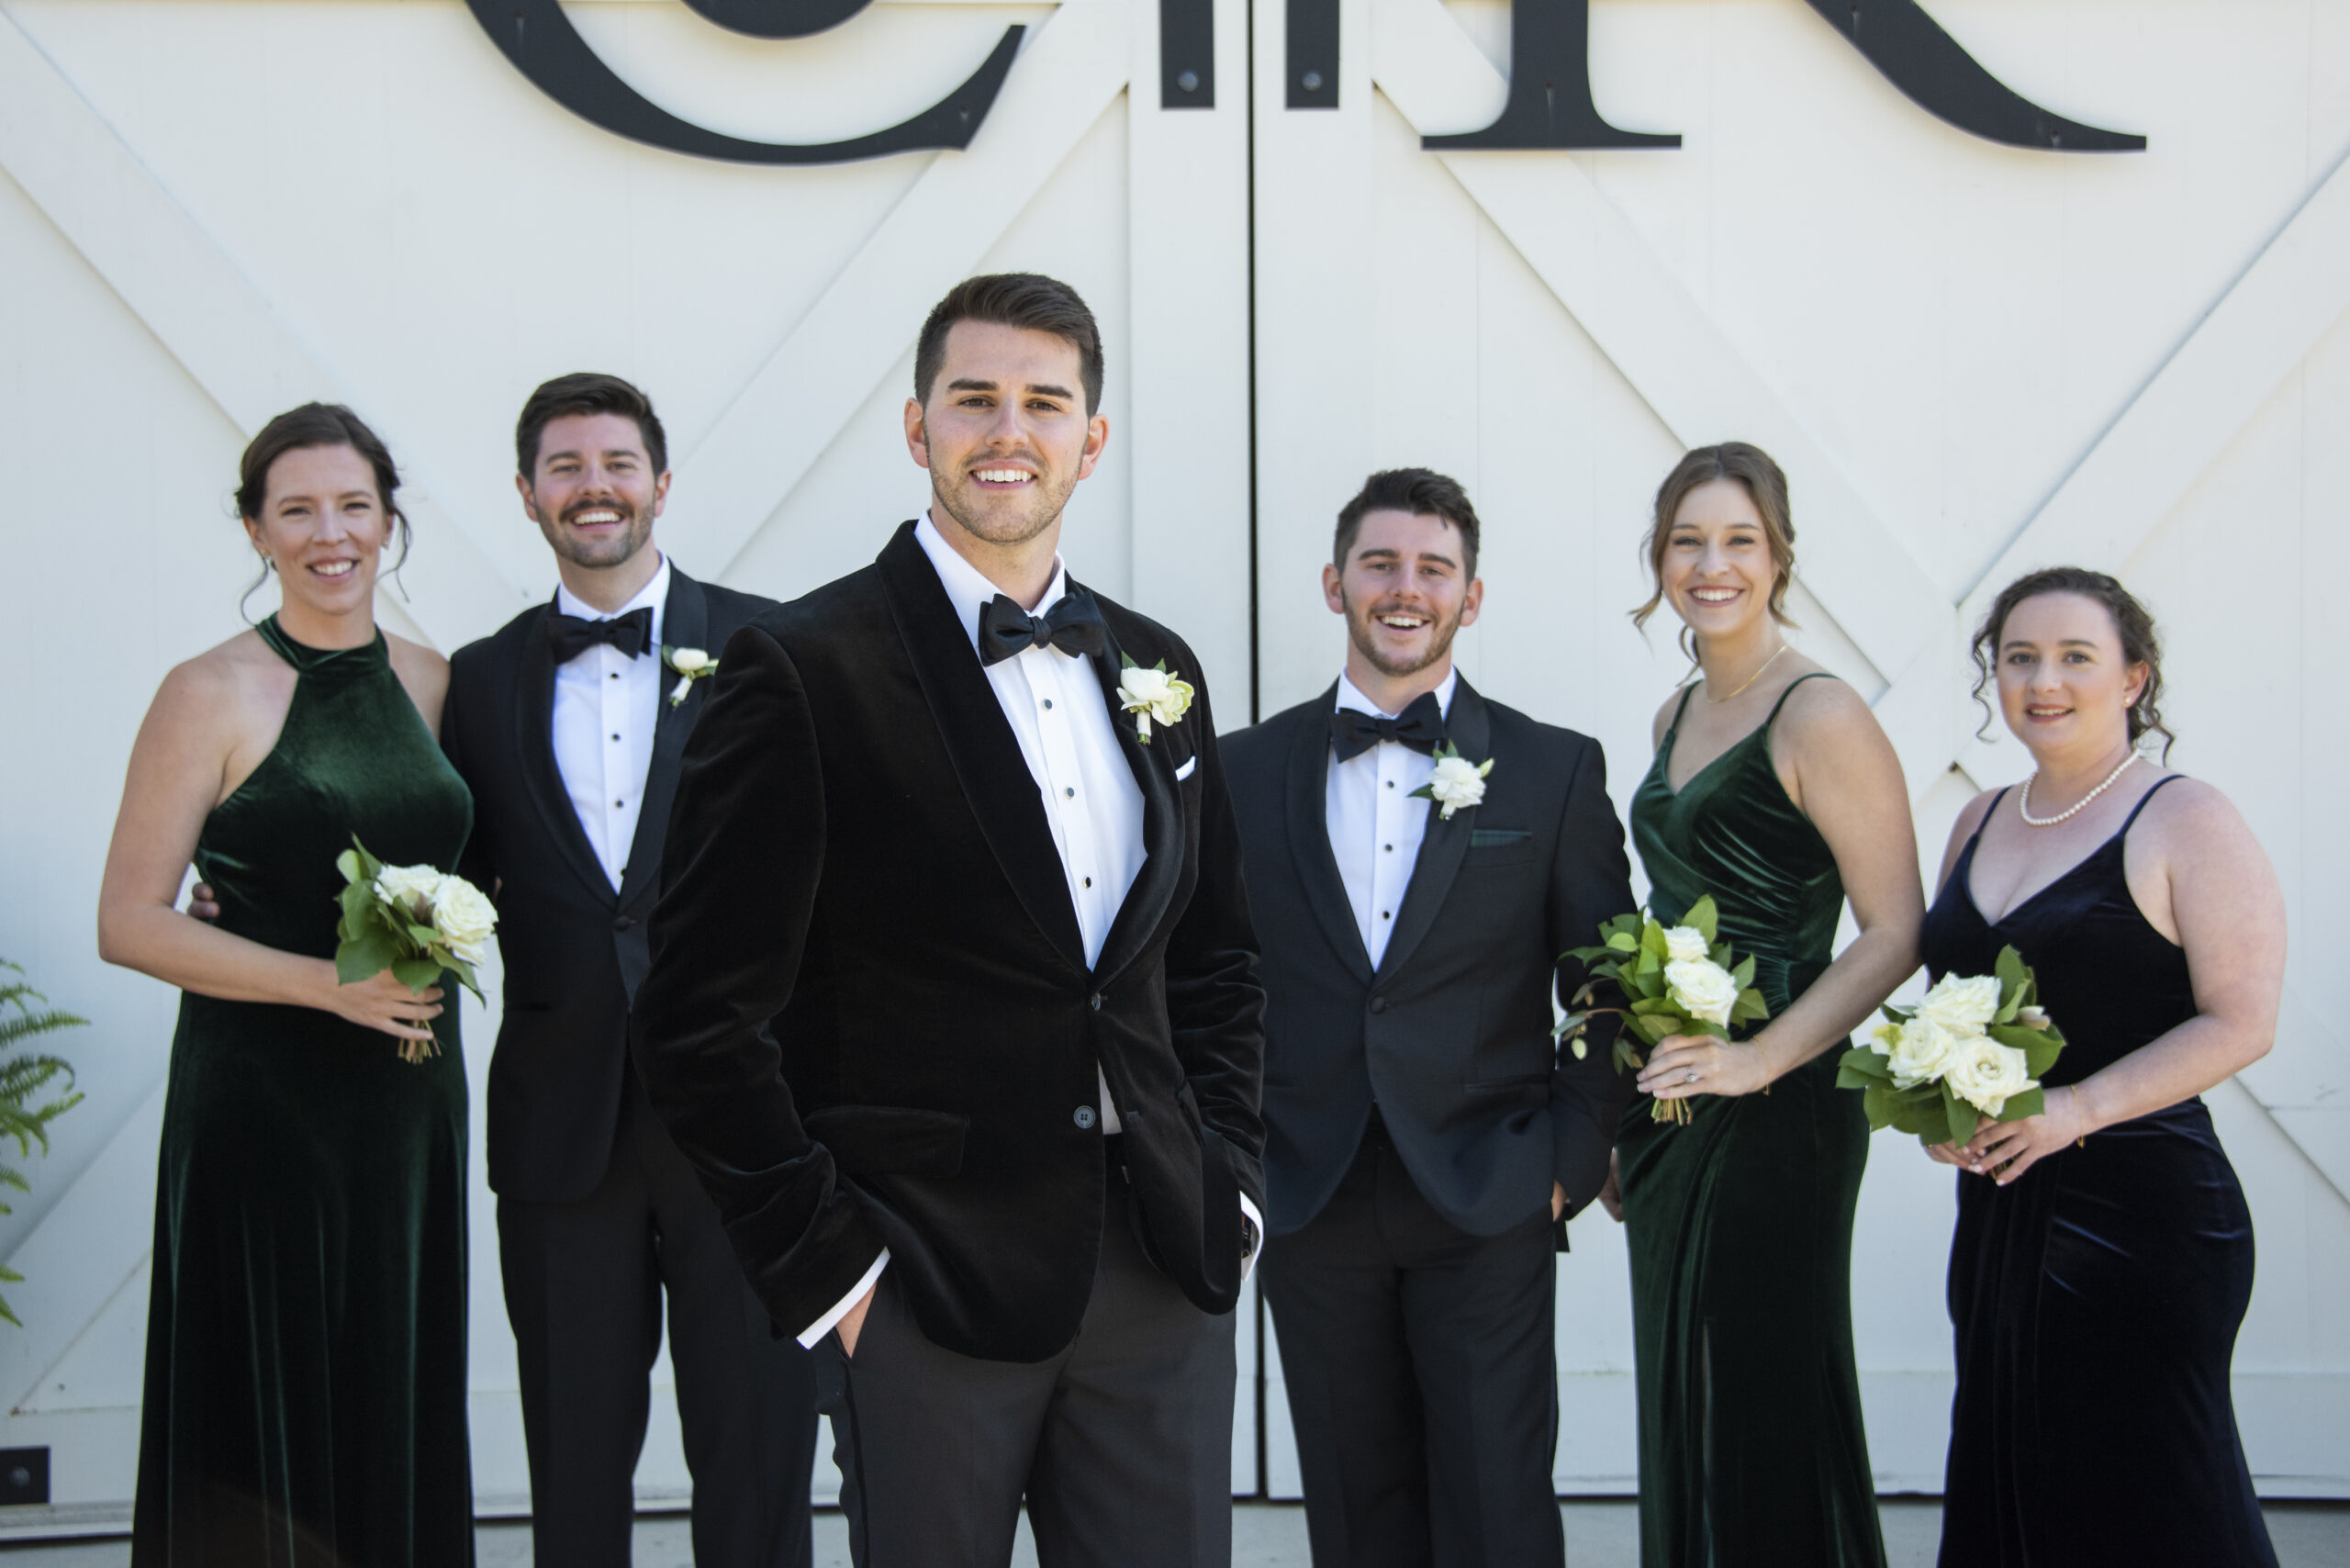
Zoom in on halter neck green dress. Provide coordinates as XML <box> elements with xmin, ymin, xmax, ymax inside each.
<box><xmin>132</xmin><ymin>617</ymin><xmax>476</xmax><ymax>1567</ymax></box>
<box><xmin>1617</xmin><ymin>674</ymin><xmax>1885</xmax><ymax>1568</ymax></box>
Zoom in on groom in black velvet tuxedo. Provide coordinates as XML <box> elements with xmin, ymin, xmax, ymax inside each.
<box><xmin>1222</xmin><ymin>469</ymin><xmax>1635</xmax><ymax>1567</ymax></box>
<box><xmin>631</xmin><ymin>274</ymin><xmax>1266</xmax><ymax>1568</ymax></box>
<box><xmin>439</xmin><ymin>375</ymin><xmax>817</xmax><ymax>1568</ymax></box>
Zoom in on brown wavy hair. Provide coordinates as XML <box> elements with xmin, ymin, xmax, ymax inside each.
<box><xmin>234</xmin><ymin>403</ymin><xmax>409</xmax><ymax>621</ymax></box>
<box><xmin>1631</xmin><ymin>442</ymin><xmax>1796</xmax><ymax>660</ymax></box>
<box><xmin>1969</xmin><ymin>566</ymin><xmax>2173</xmax><ymax>758</ymax></box>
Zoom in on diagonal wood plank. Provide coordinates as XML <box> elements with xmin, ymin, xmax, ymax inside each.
<box><xmin>1366</xmin><ymin>0</ymin><xmax>1957</xmax><ymax>786</ymax></box>
<box><xmin>1950</xmin><ymin>140</ymin><xmax>2350</xmax><ymax>776</ymax></box>
<box><xmin>0</xmin><ymin>10</ymin><xmax>536</xmax><ymax>654</ymax></box>
<box><xmin>659</xmin><ymin>0</ymin><xmax>1135</xmax><ymax>577</ymax></box>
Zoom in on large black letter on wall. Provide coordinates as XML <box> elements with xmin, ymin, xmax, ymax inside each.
<box><xmin>468</xmin><ymin>0</ymin><xmax>1024</xmax><ymax>163</ymax></box>
<box><xmin>1423</xmin><ymin>0</ymin><xmax>1676</xmax><ymax>148</ymax></box>
<box><xmin>1801</xmin><ymin>0</ymin><xmax>2143</xmax><ymax>151</ymax></box>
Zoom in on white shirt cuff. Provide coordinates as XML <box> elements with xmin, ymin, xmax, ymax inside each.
<box><xmin>798</xmin><ymin>1248</ymin><xmax>890</xmax><ymax>1349</ymax></box>
<box><xmin>1239</xmin><ymin>1192</ymin><xmax>1264</xmax><ymax>1284</ymax></box>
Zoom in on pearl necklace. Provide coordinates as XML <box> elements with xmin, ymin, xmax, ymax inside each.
<box><xmin>2020</xmin><ymin>752</ymin><xmax>2138</xmax><ymax>827</ymax></box>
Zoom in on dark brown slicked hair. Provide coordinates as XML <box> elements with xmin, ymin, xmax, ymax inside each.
<box><xmin>516</xmin><ymin>372</ymin><xmax>667</xmax><ymax>478</ymax></box>
<box><xmin>1333</xmin><ymin>467</ymin><xmax>1482</xmax><ymax>578</ymax></box>
<box><xmin>914</xmin><ymin>273</ymin><xmax>1105</xmax><ymax>415</ymax></box>
<box><xmin>1971</xmin><ymin>566</ymin><xmax>2173</xmax><ymax>758</ymax></box>
<box><xmin>235</xmin><ymin>403</ymin><xmax>409</xmax><ymax>618</ymax></box>
<box><xmin>1632</xmin><ymin>442</ymin><xmax>1796</xmax><ymax>660</ymax></box>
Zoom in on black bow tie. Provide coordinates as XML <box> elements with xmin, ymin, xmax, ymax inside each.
<box><xmin>548</xmin><ymin>606</ymin><xmax>654</xmax><ymax>664</ymax></box>
<box><xmin>977</xmin><ymin>591</ymin><xmax>1107</xmax><ymax>667</ymax></box>
<box><xmin>1330</xmin><ymin>690</ymin><xmax>1446</xmax><ymax>761</ymax></box>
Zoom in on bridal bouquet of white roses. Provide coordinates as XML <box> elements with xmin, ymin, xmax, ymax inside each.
<box><xmin>1557</xmin><ymin>896</ymin><xmax>1770</xmax><ymax>1126</ymax></box>
<box><xmin>1834</xmin><ymin>946</ymin><xmax>2065</xmax><ymax>1148</ymax></box>
<box><xmin>333</xmin><ymin>836</ymin><xmax>498</xmax><ymax>1064</ymax></box>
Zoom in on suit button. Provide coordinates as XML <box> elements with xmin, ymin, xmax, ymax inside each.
<box><xmin>1090</xmin><ymin>992</ymin><xmax>1103</xmax><ymax>1012</ymax></box>
<box><xmin>1369</xmin><ymin>996</ymin><xmax>1388</xmax><ymax>1015</ymax></box>
<box><xmin>612</xmin><ymin>915</ymin><xmax>636</xmax><ymax>932</ymax></box>
<box><xmin>1074</xmin><ymin>1105</ymin><xmax>1098</xmax><ymax>1130</ymax></box>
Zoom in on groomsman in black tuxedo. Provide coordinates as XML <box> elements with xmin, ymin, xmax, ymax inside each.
<box><xmin>1222</xmin><ymin>469</ymin><xmax>1636</xmax><ymax>1567</ymax></box>
<box><xmin>440</xmin><ymin>375</ymin><xmax>818</xmax><ymax>1568</ymax></box>
<box><xmin>629</xmin><ymin>274</ymin><xmax>1267</xmax><ymax>1568</ymax></box>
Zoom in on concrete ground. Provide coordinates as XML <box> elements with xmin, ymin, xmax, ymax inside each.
<box><xmin>3</xmin><ymin>1500</ymin><xmax>2346</xmax><ymax>1565</ymax></box>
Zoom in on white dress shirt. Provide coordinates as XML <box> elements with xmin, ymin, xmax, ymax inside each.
<box><xmin>551</xmin><ymin>555</ymin><xmax>672</xmax><ymax>891</ymax></box>
<box><xmin>1326</xmin><ymin>668</ymin><xmax>1458</xmax><ymax>969</ymax></box>
<box><xmin>798</xmin><ymin>515</ymin><xmax>1257</xmax><ymax>1349</ymax></box>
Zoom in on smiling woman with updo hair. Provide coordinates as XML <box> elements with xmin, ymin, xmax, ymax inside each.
<box><xmin>1919</xmin><ymin>566</ymin><xmax>2283</xmax><ymax>1567</ymax></box>
<box><xmin>95</xmin><ymin>404</ymin><xmax>476</xmax><ymax>1565</ymax></box>
<box><xmin>1606</xmin><ymin>441</ymin><xmax>1923</xmax><ymax>1568</ymax></box>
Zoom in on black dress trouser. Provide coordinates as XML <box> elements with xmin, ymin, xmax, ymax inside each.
<box><xmin>1262</xmin><ymin>1117</ymin><xmax>1563</xmax><ymax>1568</ymax></box>
<box><xmin>811</xmin><ymin>1150</ymin><xmax>1237</xmax><ymax>1568</ymax></box>
<box><xmin>498</xmin><ymin>1073</ymin><xmax>820</xmax><ymax>1568</ymax></box>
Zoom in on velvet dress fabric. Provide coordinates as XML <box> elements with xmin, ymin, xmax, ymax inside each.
<box><xmin>131</xmin><ymin>616</ymin><xmax>476</xmax><ymax>1568</ymax></box>
<box><xmin>1923</xmin><ymin>778</ymin><xmax>2277</xmax><ymax>1568</ymax></box>
<box><xmin>1617</xmin><ymin>675</ymin><xmax>1886</xmax><ymax>1568</ymax></box>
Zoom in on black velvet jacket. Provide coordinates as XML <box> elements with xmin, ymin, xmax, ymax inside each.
<box><xmin>630</xmin><ymin>522</ymin><xmax>1267</xmax><ymax>1361</ymax></box>
<box><xmin>1222</xmin><ymin>678</ymin><xmax>1636</xmax><ymax>1240</ymax></box>
<box><xmin>442</xmin><ymin>566</ymin><xmax>775</xmax><ymax>1204</ymax></box>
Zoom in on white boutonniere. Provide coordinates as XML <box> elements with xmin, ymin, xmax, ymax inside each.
<box><xmin>1411</xmin><ymin>743</ymin><xmax>1493</xmax><ymax>820</ymax></box>
<box><xmin>1116</xmin><ymin>655</ymin><xmax>1194</xmax><ymax>745</ymax></box>
<box><xmin>664</xmin><ymin>645</ymin><xmax>717</xmax><ymax>707</ymax></box>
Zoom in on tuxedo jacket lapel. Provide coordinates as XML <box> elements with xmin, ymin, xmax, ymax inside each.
<box><xmin>1376</xmin><ymin>678</ymin><xmax>1492</xmax><ymax>981</ymax></box>
<box><xmin>1289</xmin><ymin>683</ymin><xmax>1374</xmax><ymax>985</ymax></box>
<box><xmin>878</xmin><ymin>525</ymin><xmax>1087</xmax><ymax>976</ymax></box>
<box><xmin>618</xmin><ymin>568</ymin><xmax>707</xmax><ymax>918</ymax></box>
<box><xmin>516</xmin><ymin>607</ymin><xmax>619</xmax><ymax>908</ymax></box>
<box><xmin>1084</xmin><ymin>619</ymin><xmax>1182</xmax><ymax>986</ymax></box>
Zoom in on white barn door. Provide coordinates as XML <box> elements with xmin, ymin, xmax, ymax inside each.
<box><xmin>0</xmin><ymin>0</ymin><xmax>1257</xmax><ymax>1515</ymax></box>
<box><xmin>1247</xmin><ymin>0</ymin><xmax>2350</xmax><ymax>1499</ymax></box>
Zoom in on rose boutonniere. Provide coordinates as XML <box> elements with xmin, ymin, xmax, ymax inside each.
<box><xmin>1411</xmin><ymin>743</ymin><xmax>1493</xmax><ymax>820</ymax></box>
<box><xmin>1116</xmin><ymin>655</ymin><xmax>1194</xmax><ymax>745</ymax></box>
<box><xmin>664</xmin><ymin>645</ymin><xmax>716</xmax><ymax>708</ymax></box>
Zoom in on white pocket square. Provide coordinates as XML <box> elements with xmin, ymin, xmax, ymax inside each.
<box><xmin>1174</xmin><ymin>756</ymin><xmax>1198</xmax><ymax>782</ymax></box>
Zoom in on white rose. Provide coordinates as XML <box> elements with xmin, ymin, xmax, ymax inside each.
<box><xmin>1914</xmin><ymin>972</ymin><xmax>2002</xmax><ymax>1037</ymax></box>
<box><xmin>1886</xmin><ymin>1016</ymin><xmax>1963</xmax><ymax>1089</ymax></box>
<box><xmin>1427</xmin><ymin>755</ymin><xmax>1490</xmax><ymax>812</ymax></box>
<box><xmin>1663</xmin><ymin>957</ymin><xmax>1740</xmax><ymax>1027</ymax></box>
<box><xmin>1943</xmin><ymin>1037</ymin><xmax>2035</xmax><ymax>1117</ymax></box>
<box><xmin>430</xmin><ymin>876</ymin><xmax>499</xmax><ymax>968</ymax></box>
<box><xmin>669</xmin><ymin>647</ymin><xmax>715</xmax><ymax>674</ymax></box>
<box><xmin>1863</xmin><ymin>1019</ymin><xmax>1903</xmax><ymax>1057</ymax></box>
<box><xmin>374</xmin><ymin>863</ymin><xmax>445</xmax><ymax>920</ymax></box>
<box><xmin>1117</xmin><ymin>666</ymin><xmax>1195</xmax><ymax>737</ymax></box>
<box><xmin>2015</xmin><ymin>1005</ymin><xmax>2052</xmax><ymax>1030</ymax></box>
<box><xmin>1662</xmin><ymin>925</ymin><xmax>1711</xmax><ymax>964</ymax></box>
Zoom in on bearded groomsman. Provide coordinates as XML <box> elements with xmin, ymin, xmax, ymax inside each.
<box><xmin>630</xmin><ymin>274</ymin><xmax>1265</xmax><ymax>1568</ymax></box>
<box><xmin>1222</xmin><ymin>469</ymin><xmax>1636</xmax><ymax>1567</ymax></box>
<box><xmin>440</xmin><ymin>375</ymin><xmax>818</xmax><ymax>1568</ymax></box>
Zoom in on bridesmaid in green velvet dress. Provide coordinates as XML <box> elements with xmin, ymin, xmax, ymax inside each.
<box><xmin>1599</xmin><ymin>443</ymin><xmax>1923</xmax><ymax>1568</ymax></box>
<box><xmin>97</xmin><ymin>405</ymin><xmax>476</xmax><ymax>1566</ymax></box>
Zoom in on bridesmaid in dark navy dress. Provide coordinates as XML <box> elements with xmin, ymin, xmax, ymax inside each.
<box><xmin>1920</xmin><ymin>567</ymin><xmax>2282</xmax><ymax>1568</ymax></box>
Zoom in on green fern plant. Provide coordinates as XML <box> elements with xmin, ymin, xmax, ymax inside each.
<box><xmin>0</xmin><ymin>960</ymin><xmax>86</xmax><ymax>1327</ymax></box>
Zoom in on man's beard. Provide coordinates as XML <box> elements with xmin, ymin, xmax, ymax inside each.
<box><xmin>928</xmin><ymin>436</ymin><xmax>1075</xmax><ymax>549</ymax></box>
<box><xmin>1345</xmin><ymin>589</ymin><xmax>1464</xmax><ymax>679</ymax></box>
<box><xmin>542</xmin><ymin>499</ymin><xmax>655</xmax><ymax>571</ymax></box>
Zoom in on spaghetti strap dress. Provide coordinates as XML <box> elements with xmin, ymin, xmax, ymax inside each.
<box><xmin>1922</xmin><ymin>776</ymin><xmax>2277</xmax><ymax>1567</ymax></box>
<box><xmin>1617</xmin><ymin>673</ymin><xmax>1886</xmax><ymax>1568</ymax></box>
<box><xmin>131</xmin><ymin>616</ymin><xmax>476</xmax><ymax>1567</ymax></box>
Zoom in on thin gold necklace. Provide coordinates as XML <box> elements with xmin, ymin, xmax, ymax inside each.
<box><xmin>1705</xmin><ymin>642</ymin><xmax>1790</xmax><ymax>705</ymax></box>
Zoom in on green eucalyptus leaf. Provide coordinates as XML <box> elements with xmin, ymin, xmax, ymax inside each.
<box><xmin>335</xmin><ymin>928</ymin><xmax>400</xmax><ymax>987</ymax></box>
<box><xmin>1944</xmin><ymin>1086</ymin><xmax>1978</xmax><ymax>1148</ymax></box>
<box><xmin>1999</xmin><ymin>1087</ymin><xmax>2046</xmax><ymax>1123</ymax></box>
<box><xmin>390</xmin><ymin>957</ymin><xmax>444</xmax><ymax>994</ymax></box>
<box><xmin>1729</xmin><ymin>956</ymin><xmax>1756</xmax><ymax>991</ymax></box>
<box><xmin>1861</xmin><ymin>1083</ymin><xmax>1898</xmax><ymax>1130</ymax></box>
<box><xmin>1684</xmin><ymin>895</ymin><xmax>1718</xmax><ymax>945</ymax></box>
